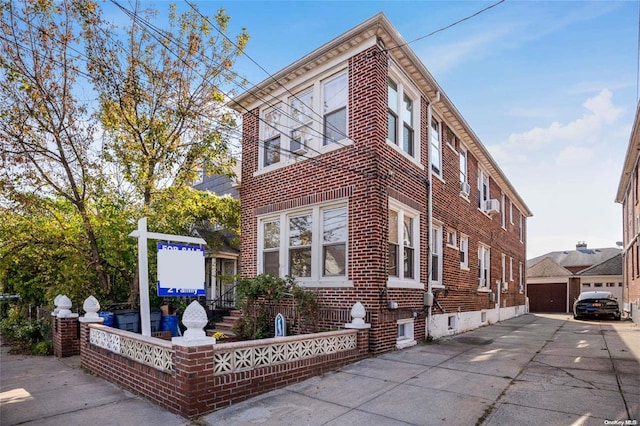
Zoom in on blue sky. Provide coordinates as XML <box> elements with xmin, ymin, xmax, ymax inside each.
<box><xmin>111</xmin><ymin>0</ymin><xmax>638</xmax><ymax>258</ymax></box>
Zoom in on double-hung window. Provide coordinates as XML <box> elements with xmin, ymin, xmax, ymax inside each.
<box><xmin>262</xmin><ymin>105</ymin><xmax>284</xmax><ymax>167</ymax></box>
<box><xmin>460</xmin><ymin>235</ymin><xmax>469</xmax><ymax>269</ymax></box>
<box><xmin>478</xmin><ymin>244</ymin><xmax>490</xmax><ymax>290</ymax></box>
<box><xmin>323</xmin><ymin>73</ymin><xmax>348</xmax><ymax>146</ymax></box>
<box><xmin>388</xmin><ymin>200</ymin><xmax>420</xmax><ymax>287</ymax></box>
<box><xmin>290</xmin><ymin>90</ymin><xmax>314</xmax><ymax>154</ymax></box>
<box><xmin>258</xmin><ymin>204</ymin><xmax>349</xmax><ymax>286</ymax></box>
<box><xmin>431</xmin><ymin>224</ymin><xmax>443</xmax><ymax>287</ymax></box>
<box><xmin>387</xmin><ymin>73</ymin><xmax>419</xmax><ymax>159</ymax></box>
<box><xmin>262</xmin><ymin>220</ymin><xmax>280</xmax><ymax>276</ymax></box>
<box><xmin>430</xmin><ymin>118</ymin><xmax>441</xmax><ymax>174</ymax></box>
<box><xmin>501</xmin><ymin>194</ymin><xmax>506</xmax><ymax>228</ymax></box>
<box><xmin>459</xmin><ymin>148</ymin><xmax>469</xmax><ymax>196</ymax></box>
<box><xmin>478</xmin><ymin>169</ymin><xmax>490</xmax><ymax>210</ymax></box>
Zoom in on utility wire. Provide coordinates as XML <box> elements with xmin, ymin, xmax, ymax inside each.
<box><xmin>383</xmin><ymin>0</ymin><xmax>506</xmax><ymax>53</ymax></box>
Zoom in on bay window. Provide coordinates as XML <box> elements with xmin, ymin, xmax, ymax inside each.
<box><xmin>258</xmin><ymin>203</ymin><xmax>349</xmax><ymax>286</ymax></box>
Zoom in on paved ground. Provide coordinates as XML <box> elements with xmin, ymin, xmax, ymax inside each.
<box><xmin>1</xmin><ymin>313</ymin><xmax>638</xmax><ymax>426</ymax></box>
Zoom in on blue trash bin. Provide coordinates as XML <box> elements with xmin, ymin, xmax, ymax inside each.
<box><xmin>98</xmin><ymin>311</ymin><xmax>114</xmax><ymax>327</ymax></box>
<box><xmin>150</xmin><ymin>310</ymin><xmax>162</xmax><ymax>333</ymax></box>
<box><xmin>160</xmin><ymin>315</ymin><xmax>180</xmax><ymax>337</ymax></box>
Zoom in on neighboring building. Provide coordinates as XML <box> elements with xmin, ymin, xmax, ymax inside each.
<box><xmin>527</xmin><ymin>244</ymin><xmax>622</xmax><ymax>313</ymax></box>
<box><xmin>615</xmin><ymin>101</ymin><xmax>640</xmax><ymax>322</ymax></box>
<box><xmin>231</xmin><ymin>13</ymin><xmax>531</xmax><ymax>353</ymax></box>
<box><xmin>192</xmin><ymin>162</ymin><xmax>241</xmax><ymax>308</ymax></box>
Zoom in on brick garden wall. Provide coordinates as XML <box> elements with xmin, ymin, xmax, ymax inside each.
<box><xmin>78</xmin><ymin>323</ymin><xmax>369</xmax><ymax>419</ymax></box>
<box><xmin>52</xmin><ymin>316</ymin><xmax>80</xmax><ymax>357</ymax></box>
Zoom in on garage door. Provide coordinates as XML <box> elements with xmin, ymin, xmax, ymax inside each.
<box><xmin>528</xmin><ymin>283</ymin><xmax>567</xmax><ymax>312</ymax></box>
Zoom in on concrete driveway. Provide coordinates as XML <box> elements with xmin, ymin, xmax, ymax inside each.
<box><xmin>1</xmin><ymin>314</ymin><xmax>638</xmax><ymax>425</ymax></box>
<box><xmin>202</xmin><ymin>314</ymin><xmax>639</xmax><ymax>425</ymax></box>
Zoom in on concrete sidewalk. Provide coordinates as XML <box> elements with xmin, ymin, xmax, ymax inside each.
<box><xmin>0</xmin><ymin>343</ymin><xmax>189</xmax><ymax>425</ymax></box>
<box><xmin>1</xmin><ymin>314</ymin><xmax>638</xmax><ymax>425</ymax></box>
<box><xmin>201</xmin><ymin>314</ymin><xmax>639</xmax><ymax>425</ymax></box>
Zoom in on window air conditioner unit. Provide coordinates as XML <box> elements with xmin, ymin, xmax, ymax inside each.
<box><xmin>293</xmin><ymin>147</ymin><xmax>307</xmax><ymax>155</ymax></box>
<box><xmin>460</xmin><ymin>181</ymin><xmax>470</xmax><ymax>195</ymax></box>
<box><xmin>484</xmin><ymin>199</ymin><xmax>500</xmax><ymax>215</ymax></box>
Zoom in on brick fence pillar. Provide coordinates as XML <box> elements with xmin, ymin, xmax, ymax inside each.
<box><xmin>52</xmin><ymin>316</ymin><xmax>80</xmax><ymax>357</ymax></box>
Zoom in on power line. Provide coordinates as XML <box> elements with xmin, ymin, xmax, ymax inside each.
<box><xmin>383</xmin><ymin>0</ymin><xmax>506</xmax><ymax>53</ymax></box>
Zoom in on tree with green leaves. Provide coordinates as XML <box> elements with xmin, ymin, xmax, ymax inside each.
<box><xmin>0</xmin><ymin>0</ymin><xmax>246</xmax><ymax>306</ymax></box>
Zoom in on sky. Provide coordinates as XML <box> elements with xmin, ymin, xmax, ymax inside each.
<box><xmin>106</xmin><ymin>0</ymin><xmax>638</xmax><ymax>259</ymax></box>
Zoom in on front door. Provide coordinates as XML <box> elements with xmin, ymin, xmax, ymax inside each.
<box><xmin>215</xmin><ymin>258</ymin><xmax>237</xmax><ymax>308</ymax></box>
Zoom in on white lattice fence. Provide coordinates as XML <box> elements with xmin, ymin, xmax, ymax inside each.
<box><xmin>213</xmin><ymin>332</ymin><xmax>357</xmax><ymax>375</ymax></box>
<box><xmin>89</xmin><ymin>328</ymin><xmax>174</xmax><ymax>372</ymax></box>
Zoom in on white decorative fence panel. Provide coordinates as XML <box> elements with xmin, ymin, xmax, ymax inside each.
<box><xmin>90</xmin><ymin>328</ymin><xmax>174</xmax><ymax>372</ymax></box>
<box><xmin>213</xmin><ymin>332</ymin><xmax>357</xmax><ymax>375</ymax></box>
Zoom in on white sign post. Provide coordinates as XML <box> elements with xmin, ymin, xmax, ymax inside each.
<box><xmin>129</xmin><ymin>218</ymin><xmax>206</xmax><ymax>336</ymax></box>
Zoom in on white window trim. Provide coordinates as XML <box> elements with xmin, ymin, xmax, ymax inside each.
<box><xmin>446</xmin><ymin>228</ymin><xmax>458</xmax><ymax>249</ymax></box>
<box><xmin>509</xmin><ymin>198</ymin><xmax>514</xmax><ymax>224</ymax></box>
<box><xmin>387</xmin><ymin>65</ymin><xmax>422</xmax><ymax>167</ymax></box>
<box><xmin>519</xmin><ymin>212</ymin><xmax>524</xmax><ymax>243</ymax></box>
<box><xmin>519</xmin><ymin>262</ymin><xmax>524</xmax><ymax>294</ymax></box>
<box><xmin>396</xmin><ymin>318</ymin><xmax>417</xmax><ymax>349</ymax></box>
<box><xmin>256</xmin><ymin>201</ymin><xmax>353</xmax><ymax>288</ymax></box>
<box><xmin>459</xmin><ymin>146</ymin><xmax>470</xmax><ymax>199</ymax></box>
<box><xmin>460</xmin><ymin>234</ymin><xmax>469</xmax><ymax>270</ymax></box>
<box><xmin>387</xmin><ymin>198</ymin><xmax>421</xmax><ymax>289</ymax></box>
<box><xmin>477</xmin><ymin>244</ymin><xmax>491</xmax><ymax>292</ymax></box>
<box><xmin>509</xmin><ymin>257</ymin><xmax>514</xmax><ymax>281</ymax></box>
<box><xmin>255</xmin><ymin>68</ymin><xmax>353</xmax><ymax>176</ymax></box>
<box><xmin>501</xmin><ymin>194</ymin><xmax>506</xmax><ymax>229</ymax></box>
<box><xmin>478</xmin><ymin>168</ymin><xmax>491</xmax><ymax>215</ymax></box>
<box><xmin>430</xmin><ymin>116</ymin><xmax>442</xmax><ymax>177</ymax></box>
<box><xmin>431</xmin><ymin>221</ymin><xmax>444</xmax><ymax>289</ymax></box>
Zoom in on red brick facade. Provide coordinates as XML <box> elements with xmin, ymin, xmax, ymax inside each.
<box><xmin>235</xmin><ymin>15</ymin><xmax>530</xmax><ymax>353</ymax></box>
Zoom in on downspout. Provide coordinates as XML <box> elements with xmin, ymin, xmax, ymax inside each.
<box><xmin>425</xmin><ymin>100</ymin><xmax>434</xmax><ymax>340</ymax></box>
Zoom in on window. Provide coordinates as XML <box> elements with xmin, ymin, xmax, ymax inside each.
<box><xmin>447</xmin><ymin>315</ymin><xmax>457</xmax><ymax>330</ymax></box>
<box><xmin>396</xmin><ymin>318</ymin><xmax>416</xmax><ymax>349</ymax></box>
<box><xmin>509</xmin><ymin>198</ymin><xmax>513</xmax><ymax>224</ymax></box>
<box><xmin>460</xmin><ymin>235</ymin><xmax>469</xmax><ymax>269</ymax></box>
<box><xmin>478</xmin><ymin>244</ymin><xmax>490</xmax><ymax>290</ymax></box>
<box><xmin>446</xmin><ymin>229</ymin><xmax>457</xmax><ymax>248</ymax></box>
<box><xmin>322</xmin><ymin>208</ymin><xmax>347</xmax><ymax>277</ymax></box>
<box><xmin>519</xmin><ymin>262</ymin><xmax>523</xmax><ymax>293</ymax></box>
<box><xmin>519</xmin><ymin>213</ymin><xmax>524</xmax><ymax>242</ymax></box>
<box><xmin>582</xmin><ymin>283</ymin><xmax>591</xmax><ymax>288</ymax></box>
<box><xmin>478</xmin><ymin>169</ymin><xmax>490</xmax><ymax>210</ymax></box>
<box><xmin>501</xmin><ymin>253</ymin><xmax>506</xmax><ymax>287</ymax></box>
<box><xmin>509</xmin><ymin>257</ymin><xmax>513</xmax><ymax>281</ymax></box>
<box><xmin>388</xmin><ymin>200</ymin><xmax>420</xmax><ymax>287</ymax></box>
<box><xmin>430</xmin><ymin>118</ymin><xmax>441</xmax><ymax>174</ymax></box>
<box><xmin>594</xmin><ymin>283</ymin><xmax>603</xmax><ymax>287</ymax></box>
<box><xmin>431</xmin><ymin>224</ymin><xmax>443</xmax><ymax>287</ymax></box>
<box><xmin>262</xmin><ymin>220</ymin><xmax>280</xmax><ymax>276</ymax></box>
<box><xmin>258</xmin><ymin>204</ymin><xmax>349</xmax><ymax>286</ymax></box>
<box><xmin>258</xmin><ymin>71</ymin><xmax>350</xmax><ymax>172</ymax></box>
<box><xmin>323</xmin><ymin>73</ymin><xmax>348</xmax><ymax>146</ymax></box>
<box><xmin>388</xmin><ymin>76</ymin><xmax>419</xmax><ymax>158</ymax></box>
<box><xmin>459</xmin><ymin>148</ymin><xmax>469</xmax><ymax>195</ymax></box>
<box><xmin>262</xmin><ymin>104</ymin><xmax>284</xmax><ymax>167</ymax></box>
<box><xmin>501</xmin><ymin>194</ymin><xmax>506</xmax><ymax>228</ymax></box>
<box><xmin>290</xmin><ymin>90</ymin><xmax>314</xmax><ymax>153</ymax></box>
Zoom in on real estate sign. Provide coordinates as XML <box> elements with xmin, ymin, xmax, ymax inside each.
<box><xmin>156</xmin><ymin>242</ymin><xmax>205</xmax><ymax>296</ymax></box>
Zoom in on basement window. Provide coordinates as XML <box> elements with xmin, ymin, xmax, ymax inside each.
<box><xmin>396</xmin><ymin>318</ymin><xmax>416</xmax><ymax>349</ymax></box>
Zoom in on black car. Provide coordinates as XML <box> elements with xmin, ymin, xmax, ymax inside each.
<box><xmin>573</xmin><ymin>291</ymin><xmax>621</xmax><ymax>320</ymax></box>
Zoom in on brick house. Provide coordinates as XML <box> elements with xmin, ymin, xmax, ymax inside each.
<box><xmin>231</xmin><ymin>13</ymin><xmax>531</xmax><ymax>353</ymax></box>
<box><xmin>615</xmin><ymin>101</ymin><xmax>640</xmax><ymax>322</ymax></box>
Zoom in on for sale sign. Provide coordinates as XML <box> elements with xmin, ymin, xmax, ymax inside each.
<box><xmin>156</xmin><ymin>242</ymin><xmax>205</xmax><ymax>297</ymax></box>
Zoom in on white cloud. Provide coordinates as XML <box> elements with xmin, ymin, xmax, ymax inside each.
<box><xmin>488</xmin><ymin>89</ymin><xmax>626</xmax><ymax>259</ymax></box>
<box><xmin>488</xmin><ymin>89</ymin><xmax>623</xmax><ymax>166</ymax></box>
